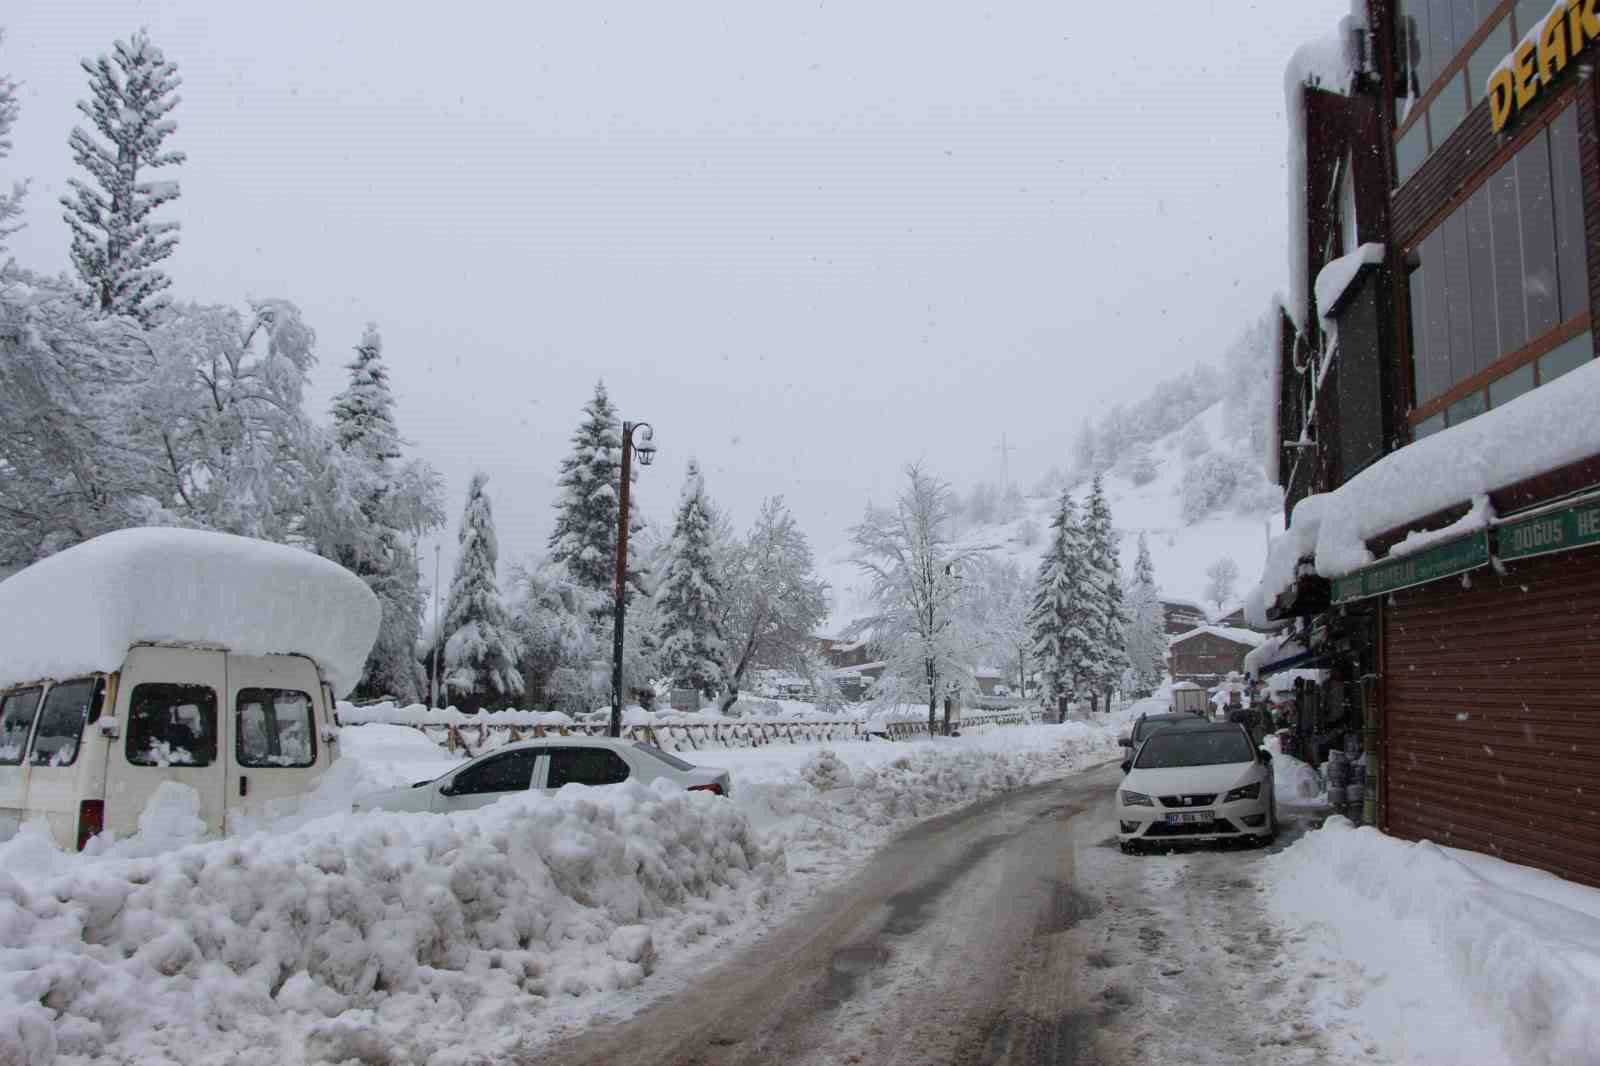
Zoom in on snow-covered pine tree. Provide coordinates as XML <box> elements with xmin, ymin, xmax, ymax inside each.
<box><xmin>60</xmin><ymin>30</ymin><xmax>185</xmax><ymax>324</ymax></box>
<box><xmin>655</xmin><ymin>460</ymin><xmax>726</xmax><ymax>699</ymax></box>
<box><xmin>1029</xmin><ymin>492</ymin><xmax>1095</xmax><ymax>720</ymax></box>
<box><xmin>325</xmin><ymin>324</ymin><xmax>444</xmax><ymax>703</ymax></box>
<box><xmin>1123</xmin><ymin>533</ymin><xmax>1167</xmax><ymax>698</ymax></box>
<box><xmin>442</xmin><ymin>472</ymin><xmax>524</xmax><ymax>712</ymax></box>
<box><xmin>1085</xmin><ymin>474</ymin><xmax>1130</xmax><ymax>712</ymax></box>
<box><xmin>0</xmin><ymin>32</ymin><xmax>27</xmax><ymax>254</ymax></box>
<box><xmin>548</xmin><ymin>381</ymin><xmax>645</xmax><ymax>603</ymax></box>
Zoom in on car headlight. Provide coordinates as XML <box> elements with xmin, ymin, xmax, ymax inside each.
<box><xmin>1224</xmin><ymin>782</ymin><xmax>1262</xmax><ymax>802</ymax></box>
<box><xmin>1119</xmin><ymin>790</ymin><xmax>1153</xmax><ymax>807</ymax></box>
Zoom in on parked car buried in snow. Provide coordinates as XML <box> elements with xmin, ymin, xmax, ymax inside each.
<box><xmin>352</xmin><ymin>737</ymin><xmax>732</xmax><ymax>812</ymax></box>
<box><xmin>0</xmin><ymin>527</ymin><xmax>380</xmax><ymax>850</ymax></box>
<box><xmin>1116</xmin><ymin>724</ymin><xmax>1275</xmax><ymax>853</ymax></box>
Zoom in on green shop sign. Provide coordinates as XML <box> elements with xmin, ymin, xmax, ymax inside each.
<box><xmin>1331</xmin><ymin>532</ymin><xmax>1490</xmax><ymax>605</ymax></box>
<box><xmin>1496</xmin><ymin>500</ymin><xmax>1600</xmax><ymax>562</ymax></box>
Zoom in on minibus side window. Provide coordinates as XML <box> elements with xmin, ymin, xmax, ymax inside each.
<box><xmin>28</xmin><ymin>678</ymin><xmax>99</xmax><ymax>767</ymax></box>
<box><xmin>236</xmin><ymin>688</ymin><xmax>316</xmax><ymax>768</ymax></box>
<box><xmin>0</xmin><ymin>687</ymin><xmax>43</xmax><ymax>766</ymax></box>
<box><xmin>127</xmin><ymin>684</ymin><xmax>218</xmax><ymax>767</ymax></box>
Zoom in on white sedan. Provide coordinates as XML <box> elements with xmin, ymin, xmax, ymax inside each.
<box><xmin>1116</xmin><ymin>723</ymin><xmax>1275</xmax><ymax>853</ymax></box>
<box><xmin>353</xmin><ymin>736</ymin><xmax>732</xmax><ymax>814</ymax></box>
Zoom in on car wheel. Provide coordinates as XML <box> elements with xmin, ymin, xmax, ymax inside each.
<box><xmin>1119</xmin><ymin>840</ymin><xmax>1141</xmax><ymax>856</ymax></box>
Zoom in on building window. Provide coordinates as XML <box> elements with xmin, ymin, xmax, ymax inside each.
<box><xmin>1405</xmin><ymin>103</ymin><xmax>1591</xmax><ymax>432</ymax></box>
<box><xmin>1393</xmin><ymin>2</ymin><xmax>1550</xmax><ymax>187</ymax></box>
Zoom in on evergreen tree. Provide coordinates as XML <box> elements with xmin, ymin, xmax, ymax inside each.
<box><xmin>0</xmin><ymin>31</ymin><xmax>27</xmax><ymax>254</ymax></box>
<box><xmin>655</xmin><ymin>460</ymin><xmax>726</xmax><ymax>699</ymax></box>
<box><xmin>1029</xmin><ymin>492</ymin><xmax>1094</xmax><ymax>719</ymax></box>
<box><xmin>1124</xmin><ymin>533</ymin><xmax>1167</xmax><ymax>698</ymax></box>
<box><xmin>548</xmin><ymin>381</ymin><xmax>645</xmax><ymax>601</ymax></box>
<box><xmin>1084</xmin><ymin>474</ymin><xmax>1130</xmax><ymax>711</ymax></box>
<box><xmin>324</xmin><ymin>324</ymin><xmax>444</xmax><ymax>703</ymax></box>
<box><xmin>60</xmin><ymin>30</ymin><xmax>186</xmax><ymax>324</ymax></box>
<box><xmin>442</xmin><ymin>472</ymin><xmax>524</xmax><ymax>711</ymax></box>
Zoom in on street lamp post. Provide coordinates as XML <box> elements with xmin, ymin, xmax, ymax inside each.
<box><xmin>610</xmin><ymin>421</ymin><xmax>656</xmax><ymax>738</ymax></box>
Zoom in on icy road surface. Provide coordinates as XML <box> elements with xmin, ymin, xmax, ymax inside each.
<box><xmin>533</xmin><ymin>763</ymin><xmax>1380</xmax><ymax>1066</ymax></box>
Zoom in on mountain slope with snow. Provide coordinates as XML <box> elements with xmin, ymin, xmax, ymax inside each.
<box><xmin>820</xmin><ymin>399</ymin><xmax>1280</xmax><ymax>634</ymax></box>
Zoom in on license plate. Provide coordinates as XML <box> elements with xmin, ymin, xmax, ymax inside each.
<box><xmin>1165</xmin><ymin>812</ymin><xmax>1214</xmax><ymax>825</ymax></box>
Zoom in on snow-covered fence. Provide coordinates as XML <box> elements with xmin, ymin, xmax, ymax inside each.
<box><xmin>337</xmin><ymin>702</ymin><xmax>1041</xmax><ymax>758</ymax></box>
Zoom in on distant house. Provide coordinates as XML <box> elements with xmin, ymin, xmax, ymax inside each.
<box><xmin>1159</xmin><ymin>597</ymin><xmax>1209</xmax><ymax>637</ymax></box>
<box><xmin>974</xmin><ymin>667</ymin><xmax>1003</xmax><ymax>697</ymax></box>
<box><xmin>1167</xmin><ymin>626</ymin><xmax>1266</xmax><ymax>687</ymax></box>
<box><xmin>819</xmin><ymin>637</ymin><xmax>875</xmax><ymax>670</ymax></box>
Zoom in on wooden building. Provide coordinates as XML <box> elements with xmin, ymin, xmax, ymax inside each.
<box><xmin>1256</xmin><ymin>0</ymin><xmax>1600</xmax><ymax>887</ymax></box>
<box><xmin>1167</xmin><ymin>626</ymin><xmax>1266</xmax><ymax>687</ymax></box>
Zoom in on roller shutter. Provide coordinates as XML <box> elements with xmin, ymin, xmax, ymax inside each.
<box><xmin>1381</xmin><ymin>548</ymin><xmax>1600</xmax><ymax>887</ymax></box>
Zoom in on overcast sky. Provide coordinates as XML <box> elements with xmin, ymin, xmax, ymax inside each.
<box><xmin>5</xmin><ymin>0</ymin><xmax>1349</xmax><ymax>582</ymax></box>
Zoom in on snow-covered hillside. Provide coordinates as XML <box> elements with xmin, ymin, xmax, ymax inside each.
<box><xmin>819</xmin><ymin>399</ymin><xmax>1280</xmax><ymax>634</ymax></box>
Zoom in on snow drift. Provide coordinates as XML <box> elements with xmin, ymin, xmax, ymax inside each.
<box><xmin>0</xmin><ymin>782</ymin><xmax>780</xmax><ymax>1066</ymax></box>
<box><xmin>0</xmin><ymin>528</ymin><xmax>380</xmax><ymax>697</ymax></box>
<box><xmin>1265</xmin><ymin>816</ymin><xmax>1600</xmax><ymax>1066</ymax></box>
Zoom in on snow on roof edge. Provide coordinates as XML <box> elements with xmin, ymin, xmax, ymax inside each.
<box><xmin>0</xmin><ymin>528</ymin><xmax>381</xmax><ymax>697</ymax></box>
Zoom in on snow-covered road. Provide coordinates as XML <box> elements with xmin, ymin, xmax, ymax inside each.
<box><xmin>531</xmin><ymin>763</ymin><xmax>1369</xmax><ymax>1066</ymax></box>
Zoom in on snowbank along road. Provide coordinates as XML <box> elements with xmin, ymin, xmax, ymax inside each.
<box><xmin>534</xmin><ymin>762</ymin><xmax>1369</xmax><ymax>1066</ymax></box>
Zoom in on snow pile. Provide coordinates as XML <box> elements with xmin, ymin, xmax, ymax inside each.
<box><xmin>1263</xmin><ymin>734</ymin><xmax>1324</xmax><ymax>806</ymax></box>
<box><xmin>0</xmin><ymin>528</ymin><xmax>380</xmax><ymax>697</ymax></box>
<box><xmin>1388</xmin><ymin>493</ymin><xmax>1494</xmax><ymax>559</ymax></box>
<box><xmin>0</xmin><ymin>782</ymin><xmax>780</xmax><ymax>1066</ymax></box>
<box><xmin>1264</xmin><ymin>817</ymin><xmax>1600</xmax><ymax>1066</ymax></box>
<box><xmin>1314</xmin><ymin>242</ymin><xmax>1385</xmax><ymax>348</ymax></box>
<box><xmin>1250</xmin><ymin>359</ymin><xmax>1600</xmax><ymax>613</ymax></box>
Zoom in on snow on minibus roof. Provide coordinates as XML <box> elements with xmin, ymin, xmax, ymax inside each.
<box><xmin>0</xmin><ymin>527</ymin><xmax>380</xmax><ymax>697</ymax></box>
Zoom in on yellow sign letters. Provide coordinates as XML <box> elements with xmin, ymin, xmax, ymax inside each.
<box><xmin>1488</xmin><ymin>0</ymin><xmax>1600</xmax><ymax>133</ymax></box>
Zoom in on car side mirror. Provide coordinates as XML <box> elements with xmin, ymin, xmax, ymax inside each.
<box><xmin>1258</xmin><ymin>750</ymin><xmax>1272</xmax><ymax>763</ymax></box>
<box><xmin>1117</xmin><ymin>736</ymin><xmax>1132</xmax><ymax>748</ymax></box>
<box><xmin>439</xmin><ymin>781</ymin><xmax>456</xmax><ymax>797</ymax></box>
<box><xmin>1120</xmin><ymin>760</ymin><xmax>1132</xmax><ymax>775</ymax></box>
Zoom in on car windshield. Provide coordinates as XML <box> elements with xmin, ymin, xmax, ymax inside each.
<box><xmin>1133</xmin><ymin>716</ymin><xmax>1207</xmax><ymax>744</ymax></box>
<box><xmin>633</xmin><ymin>742</ymin><xmax>695</xmax><ymax>771</ymax></box>
<box><xmin>1134</xmin><ymin>730</ymin><xmax>1255</xmax><ymax>770</ymax></box>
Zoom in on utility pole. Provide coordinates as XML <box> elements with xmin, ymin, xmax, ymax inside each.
<box><xmin>996</xmin><ymin>433</ymin><xmax>1013</xmax><ymax>493</ymax></box>
<box><xmin>431</xmin><ymin>543</ymin><xmax>442</xmax><ymax>709</ymax></box>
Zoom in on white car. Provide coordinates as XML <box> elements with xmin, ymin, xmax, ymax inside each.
<box><xmin>1116</xmin><ymin>723</ymin><xmax>1275</xmax><ymax>853</ymax></box>
<box><xmin>353</xmin><ymin>736</ymin><xmax>731</xmax><ymax>814</ymax></box>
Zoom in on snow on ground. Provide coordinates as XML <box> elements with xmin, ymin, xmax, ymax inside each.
<box><xmin>0</xmin><ymin>714</ymin><xmax>1128</xmax><ymax>1066</ymax></box>
<box><xmin>1262</xmin><ymin>817</ymin><xmax>1600</xmax><ymax>1066</ymax></box>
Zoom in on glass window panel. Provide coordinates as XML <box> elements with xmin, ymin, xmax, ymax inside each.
<box><xmin>1448</xmin><ymin>389</ymin><xmax>1488</xmax><ymax>426</ymax></box>
<box><xmin>1467</xmin><ymin>19</ymin><xmax>1513</xmax><ymax>105</ymax></box>
<box><xmin>127</xmin><ymin>683</ymin><xmax>218</xmax><ymax>767</ymax></box>
<box><xmin>236</xmin><ymin>688</ymin><xmax>316</xmax><ymax>768</ymax></box>
<box><xmin>1515</xmin><ymin>0</ymin><xmax>1559</xmax><ymax>39</ymax></box>
<box><xmin>1429</xmin><ymin>0</ymin><xmax>1461</xmax><ymax>77</ymax></box>
<box><xmin>1420</xmin><ymin>228</ymin><xmax>1454</xmax><ymax>403</ymax></box>
<box><xmin>0</xmin><ymin>688</ymin><xmax>42</xmax><ymax>766</ymax></box>
<box><xmin>1489</xmin><ymin>154</ymin><xmax>1528</xmax><ymax>355</ymax></box>
<box><xmin>1400</xmin><ymin>0</ymin><xmax>1433</xmax><ymax>95</ymax></box>
<box><xmin>28</xmin><ymin>679</ymin><xmax>98</xmax><ymax>768</ymax></box>
<box><xmin>1442</xmin><ymin>208</ymin><xmax>1476</xmax><ymax>386</ymax></box>
<box><xmin>1464</xmin><ymin>183</ymin><xmax>1501</xmax><ymax>378</ymax></box>
<box><xmin>1408</xmin><ymin>263</ymin><xmax>1432</xmax><ymax>403</ymax></box>
<box><xmin>1476</xmin><ymin>0</ymin><xmax>1503</xmax><ymax>27</ymax></box>
<box><xmin>1430</xmin><ymin>71</ymin><xmax>1469</xmax><ymax>145</ymax></box>
<box><xmin>1516</xmin><ymin>127</ymin><xmax>1560</xmax><ymax>340</ymax></box>
<box><xmin>1413</xmin><ymin>413</ymin><xmax>1446</xmax><ymax>440</ymax></box>
<box><xmin>1548</xmin><ymin>106</ymin><xmax>1589</xmax><ymax>322</ymax></box>
<box><xmin>1538</xmin><ymin>329</ymin><xmax>1594</xmax><ymax>383</ymax></box>
<box><xmin>1396</xmin><ymin>115</ymin><xmax>1431</xmax><ymax>185</ymax></box>
<box><xmin>1489</xmin><ymin>362</ymin><xmax>1536</xmax><ymax>407</ymax></box>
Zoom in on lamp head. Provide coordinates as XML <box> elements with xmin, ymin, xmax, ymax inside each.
<box><xmin>634</xmin><ymin>424</ymin><xmax>657</xmax><ymax>466</ymax></box>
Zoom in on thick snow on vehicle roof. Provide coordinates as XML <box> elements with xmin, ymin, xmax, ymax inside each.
<box><xmin>0</xmin><ymin>527</ymin><xmax>380</xmax><ymax>696</ymax></box>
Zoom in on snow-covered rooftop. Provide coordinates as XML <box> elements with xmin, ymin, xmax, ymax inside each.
<box><xmin>1168</xmin><ymin>625</ymin><xmax>1267</xmax><ymax>649</ymax></box>
<box><xmin>1248</xmin><ymin>358</ymin><xmax>1600</xmax><ymax>622</ymax></box>
<box><xmin>0</xmin><ymin>528</ymin><xmax>381</xmax><ymax>696</ymax></box>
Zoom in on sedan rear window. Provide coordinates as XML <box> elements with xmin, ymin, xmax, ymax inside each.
<box><xmin>1134</xmin><ymin>730</ymin><xmax>1254</xmax><ymax>769</ymax></box>
<box><xmin>633</xmin><ymin>742</ymin><xmax>694</xmax><ymax>771</ymax></box>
